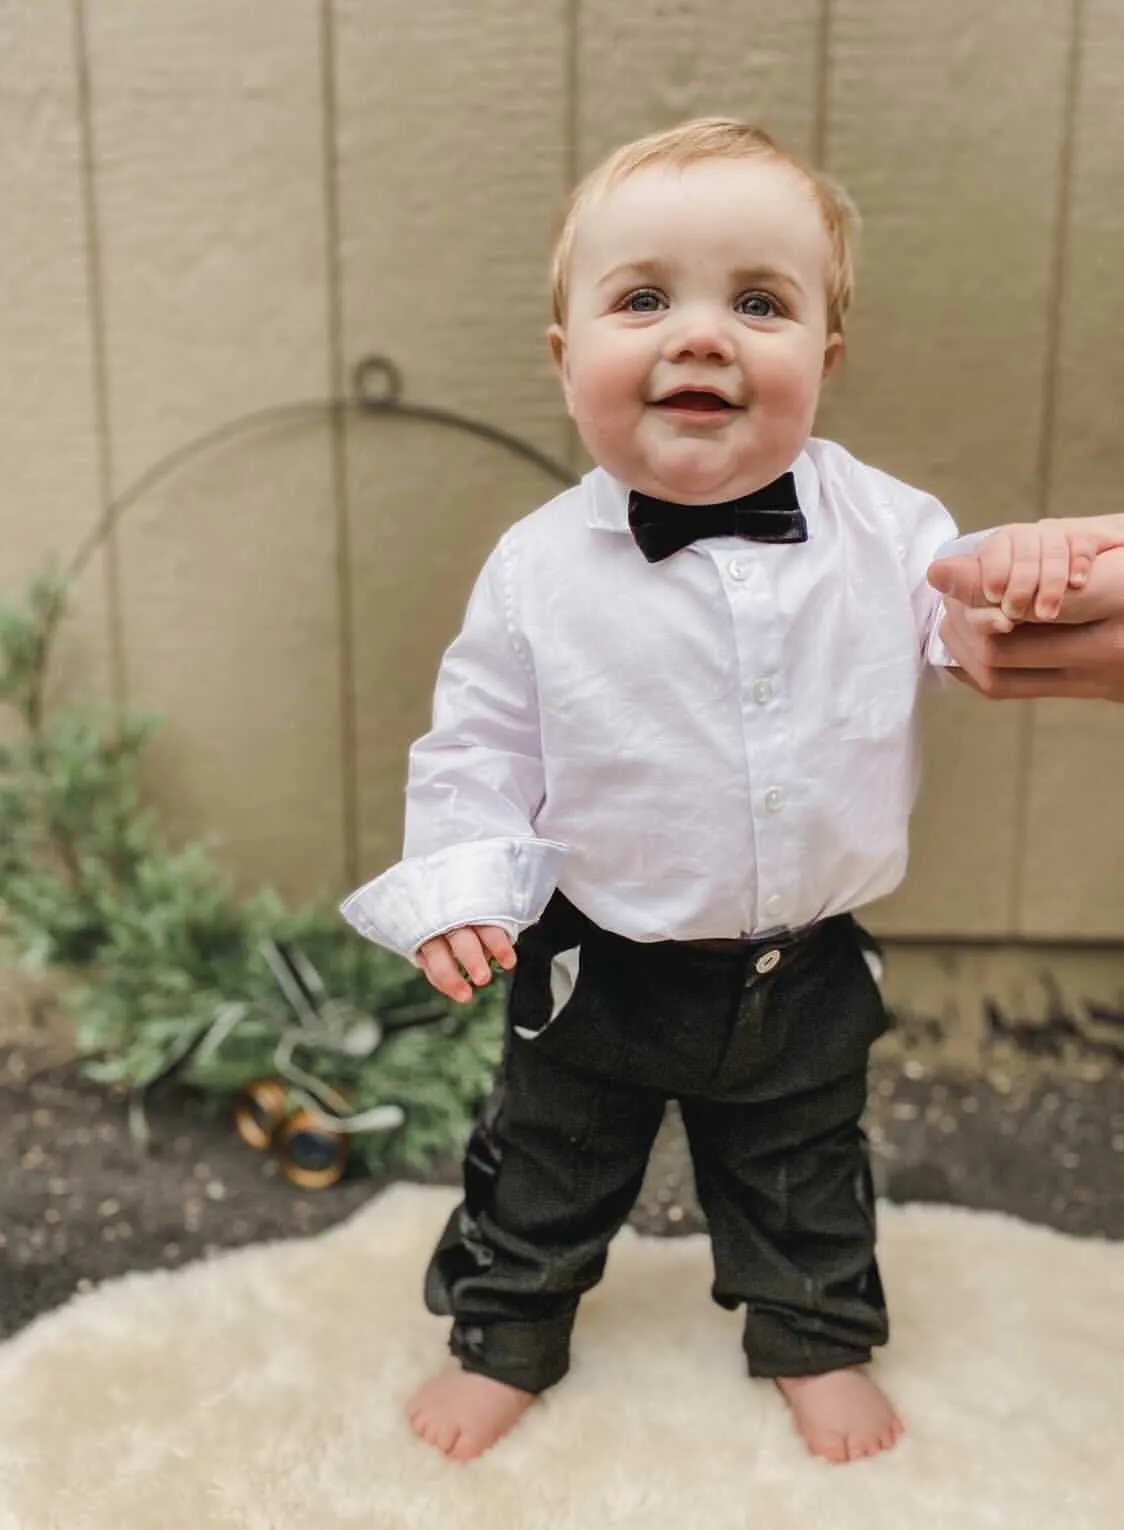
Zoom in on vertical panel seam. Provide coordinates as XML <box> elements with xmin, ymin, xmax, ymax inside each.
<box><xmin>1013</xmin><ymin>0</ymin><xmax>1086</xmax><ymax>933</ymax></box>
<box><xmin>811</xmin><ymin>0</ymin><xmax>833</xmax><ymax>167</ymax></box>
<box><xmin>563</xmin><ymin>0</ymin><xmax>581</xmax><ymax>471</ymax></box>
<box><xmin>1034</xmin><ymin>0</ymin><xmax>1084</xmax><ymax>523</ymax></box>
<box><xmin>320</xmin><ymin>0</ymin><xmax>360</xmax><ymax>887</ymax></box>
<box><xmin>71</xmin><ymin>0</ymin><xmax>125</xmax><ymax>708</ymax></box>
<box><xmin>564</xmin><ymin>0</ymin><xmax>580</xmax><ymax>190</ymax></box>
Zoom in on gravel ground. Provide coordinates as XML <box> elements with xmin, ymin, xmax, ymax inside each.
<box><xmin>2</xmin><ymin>998</ymin><xmax>1123</xmax><ymax>1341</ymax></box>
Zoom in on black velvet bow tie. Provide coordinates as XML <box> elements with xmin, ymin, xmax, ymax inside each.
<box><xmin>627</xmin><ymin>472</ymin><xmax>807</xmax><ymax>564</ymax></box>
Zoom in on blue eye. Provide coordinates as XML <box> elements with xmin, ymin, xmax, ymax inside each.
<box><xmin>736</xmin><ymin>291</ymin><xmax>778</xmax><ymax>318</ymax></box>
<box><xmin>622</xmin><ymin>289</ymin><xmax>666</xmax><ymax>312</ymax></box>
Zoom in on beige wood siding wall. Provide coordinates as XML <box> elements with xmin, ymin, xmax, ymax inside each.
<box><xmin>2</xmin><ymin>0</ymin><xmax>1121</xmax><ymax>937</ymax></box>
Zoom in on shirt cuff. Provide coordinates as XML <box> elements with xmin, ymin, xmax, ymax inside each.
<box><xmin>932</xmin><ymin>530</ymin><xmax>989</xmax><ymax>561</ymax></box>
<box><xmin>925</xmin><ymin>603</ymin><xmax>956</xmax><ymax>669</ymax></box>
<box><xmin>927</xmin><ymin>531</ymin><xmax>995</xmax><ymax>677</ymax></box>
<box><xmin>339</xmin><ymin>836</ymin><xmax>568</xmax><ymax>959</ymax></box>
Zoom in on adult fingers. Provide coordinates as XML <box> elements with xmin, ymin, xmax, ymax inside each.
<box><xmin>968</xmin><ymin>619</ymin><xmax>1119</xmax><ymax>669</ymax></box>
<box><xmin>938</xmin><ymin>604</ymin><xmax>1012</xmax><ymax>671</ymax></box>
<box><xmin>939</xmin><ymin>601</ymin><xmax>1044</xmax><ymax>684</ymax></box>
<box><xmin>946</xmin><ymin>662</ymin><xmax>1102</xmax><ymax>700</ymax></box>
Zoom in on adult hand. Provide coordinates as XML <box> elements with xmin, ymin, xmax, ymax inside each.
<box><xmin>929</xmin><ymin>540</ymin><xmax>1124</xmax><ymax>702</ymax></box>
<box><xmin>416</xmin><ymin>923</ymin><xmax>517</xmax><ymax>1003</ymax></box>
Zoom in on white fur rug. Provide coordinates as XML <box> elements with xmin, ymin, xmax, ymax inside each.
<box><xmin>0</xmin><ymin>1185</ymin><xmax>1121</xmax><ymax>1529</ymax></box>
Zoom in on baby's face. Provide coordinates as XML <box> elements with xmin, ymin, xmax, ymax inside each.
<box><xmin>550</xmin><ymin>156</ymin><xmax>841</xmax><ymax>504</ymax></box>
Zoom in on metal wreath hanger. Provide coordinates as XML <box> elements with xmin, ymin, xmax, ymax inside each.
<box><xmin>34</xmin><ymin>352</ymin><xmax>577</xmax><ymax>1176</ymax></box>
<box><xmin>65</xmin><ymin>351</ymin><xmax>577</xmax><ymax>587</ymax></box>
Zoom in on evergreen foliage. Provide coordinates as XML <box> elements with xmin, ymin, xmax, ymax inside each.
<box><xmin>0</xmin><ymin>574</ymin><xmax>501</xmax><ymax>1175</ymax></box>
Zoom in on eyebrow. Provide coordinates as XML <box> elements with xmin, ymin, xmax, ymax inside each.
<box><xmin>732</xmin><ymin>265</ymin><xmax>806</xmax><ymax>294</ymax></box>
<box><xmin>596</xmin><ymin>259</ymin><xmax>667</xmax><ymax>290</ymax></box>
<box><xmin>596</xmin><ymin>259</ymin><xmax>806</xmax><ymax>294</ymax></box>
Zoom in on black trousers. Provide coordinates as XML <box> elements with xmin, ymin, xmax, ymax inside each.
<box><xmin>425</xmin><ymin>892</ymin><xmax>890</xmax><ymax>1394</ymax></box>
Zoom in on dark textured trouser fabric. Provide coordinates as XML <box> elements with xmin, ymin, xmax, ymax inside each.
<box><xmin>424</xmin><ymin>892</ymin><xmax>890</xmax><ymax>1394</ymax></box>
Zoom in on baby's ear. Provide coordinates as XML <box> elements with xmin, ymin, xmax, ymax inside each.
<box><xmin>822</xmin><ymin>332</ymin><xmax>845</xmax><ymax>379</ymax></box>
<box><xmin>547</xmin><ymin>325</ymin><xmax>574</xmax><ymax>410</ymax></box>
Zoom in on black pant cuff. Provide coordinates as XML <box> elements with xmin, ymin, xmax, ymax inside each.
<box><xmin>747</xmin><ymin>1344</ymin><xmax>874</xmax><ymax>1380</ymax></box>
<box><xmin>450</xmin><ymin>1318</ymin><xmax>571</xmax><ymax>1396</ymax></box>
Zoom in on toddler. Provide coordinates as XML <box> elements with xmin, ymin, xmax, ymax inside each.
<box><xmin>342</xmin><ymin>119</ymin><xmax>1103</xmax><ymax>1465</ymax></box>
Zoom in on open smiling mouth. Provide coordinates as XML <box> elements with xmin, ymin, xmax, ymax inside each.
<box><xmin>654</xmin><ymin>390</ymin><xmax>741</xmax><ymax>413</ymax></box>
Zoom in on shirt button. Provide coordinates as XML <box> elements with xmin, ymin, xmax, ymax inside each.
<box><xmin>764</xmin><ymin>787</ymin><xmax>784</xmax><ymax>813</ymax></box>
<box><xmin>764</xmin><ymin>893</ymin><xmax>782</xmax><ymax>916</ymax></box>
<box><xmin>727</xmin><ymin>558</ymin><xmax>747</xmax><ymax>581</ymax></box>
<box><xmin>752</xmin><ymin>678</ymin><xmax>773</xmax><ymax>706</ymax></box>
<box><xmin>755</xmin><ymin>949</ymin><xmax>781</xmax><ymax>975</ymax></box>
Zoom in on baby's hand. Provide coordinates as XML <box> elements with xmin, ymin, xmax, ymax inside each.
<box><xmin>967</xmin><ymin>519</ymin><xmax>1100</xmax><ymax>623</ymax></box>
<box><xmin>416</xmin><ymin>924</ymin><xmax>517</xmax><ymax>1004</ymax></box>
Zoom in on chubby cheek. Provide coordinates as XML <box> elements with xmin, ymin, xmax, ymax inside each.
<box><xmin>564</xmin><ymin>339</ymin><xmax>644</xmax><ymax>430</ymax></box>
<box><xmin>754</xmin><ymin>353</ymin><xmax>823</xmax><ymax>443</ymax></box>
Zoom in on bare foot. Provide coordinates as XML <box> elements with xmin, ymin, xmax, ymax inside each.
<box><xmin>775</xmin><ymin>1367</ymin><xmax>904</xmax><ymax>1464</ymax></box>
<box><xmin>406</xmin><ymin>1366</ymin><xmax>537</xmax><ymax>1462</ymax></box>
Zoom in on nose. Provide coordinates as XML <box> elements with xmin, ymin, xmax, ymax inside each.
<box><xmin>663</xmin><ymin>305</ymin><xmax>737</xmax><ymax>365</ymax></box>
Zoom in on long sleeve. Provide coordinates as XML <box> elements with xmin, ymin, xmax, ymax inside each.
<box><xmin>895</xmin><ymin>494</ymin><xmax>961</xmax><ymax>667</ymax></box>
<box><xmin>340</xmin><ymin>537</ymin><xmax>566</xmax><ymax>958</ymax></box>
<box><xmin>924</xmin><ymin>528</ymin><xmax>991</xmax><ymax>670</ymax></box>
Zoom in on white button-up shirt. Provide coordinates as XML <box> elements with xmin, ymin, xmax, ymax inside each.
<box><xmin>341</xmin><ymin>438</ymin><xmax>959</xmax><ymax>958</ymax></box>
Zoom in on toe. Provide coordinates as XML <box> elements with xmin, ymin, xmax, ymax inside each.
<box><xmin>847</xmin><ymin>1432</ymin><xmax>885</xmax><ymax>1462</ymax></box>
<box><xmin>405</xmin><ymin>1388</ymin><xmax>437</xmax><ymax>1427</ymax></box>
<box><xmin>816</xmin><ymin>1433</ymin><xmax>849</xmax><ymax>1465</ymax></box>
<box><xmin>417</xmin><ymin>1414</ymin><xmax>455</xmax><ymax>1454</ymax></box>
<box><xmin>449</xmin><ymin>1428</ymin><xmax>486</xmax><ymax>1463</ymax></box>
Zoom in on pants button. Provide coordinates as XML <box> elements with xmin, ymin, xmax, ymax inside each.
<box><xmin>755</xmin><ymin>948</ymin><xmax>781</xmax><ymax>975</ymax></box>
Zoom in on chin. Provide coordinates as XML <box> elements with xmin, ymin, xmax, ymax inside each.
<box><xmin>642</xmin><ymin>452</ymin><xmax>755</xmax><ymax>504</ymax></box>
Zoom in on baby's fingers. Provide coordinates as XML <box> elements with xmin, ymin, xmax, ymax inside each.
<box><xmin>977</xmin><ymin>530</ymin><xmax>1014</xmax><ymax>606</ymax></box>
<box><xmin>1065</xmin><ymin>533</ymin><xmax>1100</xmax><ymax>592</ymax></box>
<box><xmin>1031</xmin><ymin>520</ymin><xmax>1074</xmax><ymax>620</ymax></box>
<box><xmin>416</xmin><ymin>932</ymin><xmax>480</xmax><ymax>1004</ymax></box>
<box><xmin>445</xmin><ymin>927</ymin><xmax>495</xmax><ymax>990</ymax></box>
<box><xmin>476</xmin><ymin>924</ymin><xmax>517</xmax><ymax>972</ymax></box>
<box><xmin>990</xmin><ymin>526</ymin><xmax>1048</xmax><ymax>620</ymax></box>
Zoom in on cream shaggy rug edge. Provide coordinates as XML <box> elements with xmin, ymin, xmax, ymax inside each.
<box><xmin>0</xmin><ymin>1184</ymin><xmax>1121</xmax><ymax>1530</ymax></box>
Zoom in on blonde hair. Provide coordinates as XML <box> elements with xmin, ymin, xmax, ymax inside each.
<box><xmin>550</xmin><ymin>117</ymin><xmax>860</xmax><ymax>336</ymax></box>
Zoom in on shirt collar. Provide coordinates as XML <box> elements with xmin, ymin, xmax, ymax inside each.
<box><xmin>584</xmin><ymin>451</ymin><xmax>819</xmax><ymax>540</ymax></box>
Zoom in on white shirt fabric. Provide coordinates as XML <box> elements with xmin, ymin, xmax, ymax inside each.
<box><xmin>341</xmin><ymin>437</ymin><xmax>961</xmax><ymax>958</ymax></box>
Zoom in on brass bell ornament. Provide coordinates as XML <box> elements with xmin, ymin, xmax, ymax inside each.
<box><xmin>270</xmin><ymin>1107</ymin><xmax>352</xmax><ymax>1190</ymax></box>
<box><xmin>232</xmin><ymin>1077</ymin><xmax>290</xmax><ymax>1150</ymax></box>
